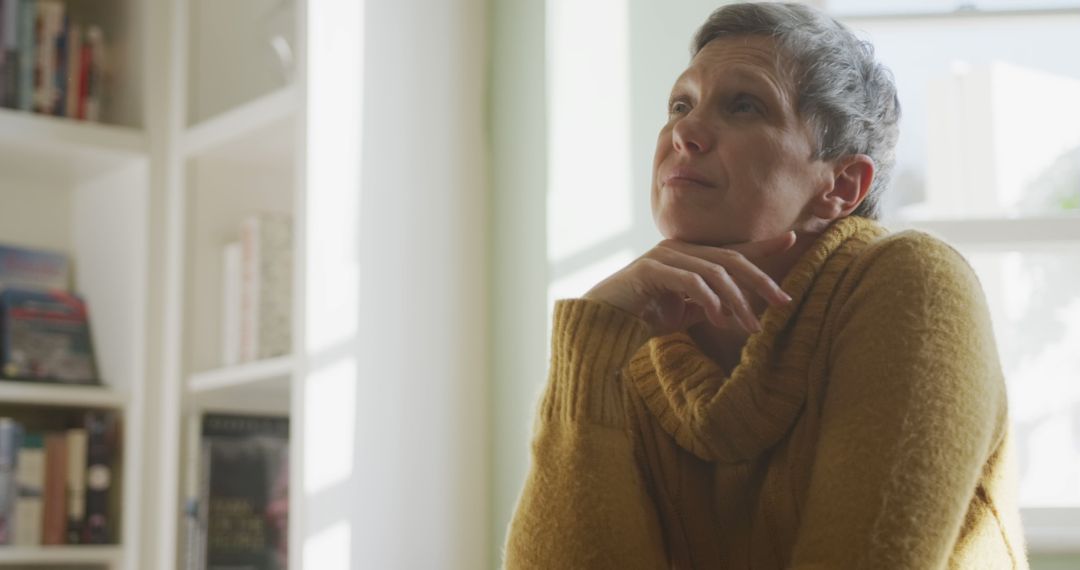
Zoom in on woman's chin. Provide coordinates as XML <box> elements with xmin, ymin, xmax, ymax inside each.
<box><xmin>659</xmin><ymin>224</ymin><xmax>735</xmax><ymax>247</ymax></box>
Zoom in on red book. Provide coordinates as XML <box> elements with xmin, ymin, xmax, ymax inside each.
<box><xmin>42</xmin><ymin>433</ymin><xmax>67</xmax><ymax>545</ymax></box>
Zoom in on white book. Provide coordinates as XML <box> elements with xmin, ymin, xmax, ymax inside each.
<box><xmin>65</xmin><ymin>428</ymin><xmax>87</xmax><ymax>543</ymax></box>
<box><xmin>14</xmin><ymin>436</ymin><xmax>44</xmax><ymax>546</ymax></box>
<box><xmin>239</xmin><ymin>213</ymin><xmax>293</xmax><ymax>362</ymax></box>
<box><xmin>34</xmin><ymin>1</ymin><xmax>63</xmax><ymax>114</ymax></box>
<box><xmin>221</xmin><ymin>242</ymin><xmax>242</xmax><ymax>367</ymax></box>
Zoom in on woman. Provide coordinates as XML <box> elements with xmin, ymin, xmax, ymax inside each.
<box><xmin>504</xmin><ymin>3</ymin><xmax>1028</xmax><ymax>569</ymax></box>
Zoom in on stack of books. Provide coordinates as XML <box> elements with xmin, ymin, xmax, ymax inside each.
<box><xmin>0</xmin><ymin>243</ymin><xmax>99</xmax><ymax>386</ymax></box>
<box><xmin>0</xmin><ymin>0</ymin><xmax>107</xmax><ymax>120</ymax></box>
<box><xmin>0</xmin><ymin>411</ymin><xmax>119</xmax><ymax>546</ymax></box>
<box><xmin>220</xmin><ymin>213</ymin><xmax>293</xmax><ymax>367</ymax></box>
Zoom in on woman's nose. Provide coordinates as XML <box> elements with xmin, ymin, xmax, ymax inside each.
<box><xmin>671</xmin><ymin>113</ymin><xmax>714</xmax><ymax>154</ymax></box>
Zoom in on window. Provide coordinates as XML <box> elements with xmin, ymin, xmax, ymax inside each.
<box><xmin>829</xmin><ymin>0</ymin><xmax>1080</xmax><ymax>550</ymax></box>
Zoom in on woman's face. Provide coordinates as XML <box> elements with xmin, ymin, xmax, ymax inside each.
<box><xmin>652</xmin><ymin>35</ymin><xmax>833</xmax><ymax>246</ymax></box>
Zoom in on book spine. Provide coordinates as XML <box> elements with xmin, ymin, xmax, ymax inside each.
<box><xmin>0</xmin><ymin>0</ymin><xmax>7</xmax><ymax>107</ymax></box>
<box><xmin>239</xmin><ymin>217</ymin><xmax>260</xmax><ymax>363</ymax></box>
<box><xmin>64</xmin><ymin>427</ymin><xmax>86</xmax><ymax>544</ymax></box>
<box><xmin>64</xmin><ymin>21</ymin><xmax>79</xmax><ymax>119</ymax></box>
<box><xmin>222</xmin><ymin>241</ymin><xmax>242</xmax><ymax>367</ymax></box>
<box><xmin>14</xmin><ymin>433</ymin><xmax>43</xmax><ymax>546</ymax></box>
<box><xmin>41</xmin><ymin>432</ymin><xmax>66</xmax><ymax>545</ymax></box>
<box><xmin>0</xmin><ymin>0</ymin><xmax>18</xmax><ymax>108</ymax></box>
<box><xmin>52</xmin><ymin>10</ymin><xmax>65</xmax><ymax>116</ymax></box>
<box><xmin>15</xmin><ymin>0</ymin><xmax>32</xmax><ymax>111</ymax></box>
<box><xmin>83</xmin><ymin>24</ymin><xmax>101</xmax><ymax>122</ymax></box>
<box><xmin>31</xmin><ymin>1</ymin><xmax>42</xmax><ymax>112</ymax></box>
<box><xmin>184</xmin><ymin>413</ymin><xmax>206</xmax><ymax>570</ymax></box>
<box><xmin>82</xmin><ymin>411</ymin><xmax>115</xmax><ymax>544</ymax></box>
<box><xmin>0</xmin><ymin>417</ymin><xmax>22</xmax><ymax>545</ymax></box>
<box><xmin>77</xmin><ymin>33</ymin><xmax>89</xmax><ymax>119</ymax></box>
<box><xmin>36</xmin><ymin>1</ymin><xmax>62</xmax><ymax>115</ymax></box>
<box><xmin>256</xmin><ymin>215</ymin><xmax>293</xmax><ymax>360</ymax></box>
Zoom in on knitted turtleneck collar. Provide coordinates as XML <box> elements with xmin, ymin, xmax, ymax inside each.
<box><xmin>625</xmin><ymin>215</ymin><xmax>890</xmax><ymax>464</ymax></box>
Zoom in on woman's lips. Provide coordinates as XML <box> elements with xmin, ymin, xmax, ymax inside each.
<box><xmin>663</xmin><ymin>168</ymin><xmax>714</xmax><ymax>189</ymax></box>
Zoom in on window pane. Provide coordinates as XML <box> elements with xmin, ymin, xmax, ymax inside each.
<box><xmin>834</xmin><ymin>12</ymin><xmax>1080</xmax><ymax>220</ymax></box>
<box><xmin>961</xmin><ymin>247</ymin><xmax>1080</xmax><ymax>507</ymax></box>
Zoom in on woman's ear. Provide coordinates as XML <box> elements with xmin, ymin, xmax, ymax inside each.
<box><xmin>812</xmin><ymin>154</ymin><xmax>875</xmax><ymax>220</ymax></box>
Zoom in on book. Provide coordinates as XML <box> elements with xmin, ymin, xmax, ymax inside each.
<box><xmin>221</xmin><ymin>241</ymin><xmax>242</xmax><ymax>367</ymax></box>
<box><xmin>82</xmin><ymin>23</ymin><xmax>101</xmax><ymax>121</ymax></box>
<box><xmin>0</xmin><ymin>417</ymin><xmax>22</xmax><ymax>545</ymax></box>
<box><xmin>41</xmin><ymin>431</ymin><xmax>65</xmax><ymax>545</ymax></box>
<box><xmin>0</xmin><ymin>0</ymin><xmax>17</xmax><ymax>108</ymax></box>
<box><xmin>63</xmin><ymin>20</ymin><xmax>79</xmax><ymax>119</ymax></box>
<box><xmin>33</xmin><ymin>0</ymin><xmax>61</xmax><ymax>115</ymax></box>
<box><xmin>15</xmin><ymin>0</ymin><xmax>33</xmax><ymax>111</ymax></box>
<box><xmin>82</xmin><ymin>410</ymin><xmax>117</xmax><ymax>544</ymax></box>
<box><xmin>64</xmin><ymin>426</ymin><xmax>86</xmax><ymax>544</ymax></box>
<box><xmin>0</xmin><ymin>287</ymin><xmax>99</xmax><ymax>384</ymax></box>
<box><xmin>239</xmin><ymin>214</ymin><xmax>293</xmax><ymax>362</ymax></box>
<box><xmin>197</xmin><ymin>413</ymin><xmax>289</xmax><ymax>570</ymax></box>
<box><xmin>13</xmin><ymin>432</ymin><xmax>43</xmax><ymax>545</ymax></box>
<box><xmin>0</xmin><ymin>243</ymin><xmax>70</xmax><ymax>292</ymax></box>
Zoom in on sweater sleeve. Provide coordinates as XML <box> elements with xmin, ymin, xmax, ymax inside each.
<box><xmin>503</xmin><ymin>299</ymin><xmax>669</xmax><ymax>570</ymax></box>
<box><xmin>789</xmin><ymin>233</ymin><xmax>1006</xmax><ymax>569</ymax></box>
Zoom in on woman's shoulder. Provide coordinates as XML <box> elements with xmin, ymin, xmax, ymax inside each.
<box><xmin>852</xmin><ymin>225</ymin><xmax>978</xmax><ymax>285</ymax></box>
<box><xmin>835</xmin><ymin>224</ymin><xmax>987</xmax><ymax>314</ymax></box>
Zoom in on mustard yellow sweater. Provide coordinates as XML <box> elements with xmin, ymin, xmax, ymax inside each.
<box><xmin>504</xmin><ymin>215</ymin><xmax>1029</xmax><ymax>569</ymax></box>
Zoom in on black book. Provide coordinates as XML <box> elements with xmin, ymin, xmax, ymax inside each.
<box><xmin>82</xmin><ymin>410</ymin><xmax>118</xmax><ymax>544</ymax></box>
<box><xmin>198</xmin><ymin>413</ymin><xmax>289</xmax><ymax>570</ymax></box>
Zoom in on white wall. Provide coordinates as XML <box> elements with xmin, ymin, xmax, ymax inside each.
<box><xmin>298</xmin><ymin>0</ymin><xmax>489</xmax><ymax>568</ymax></box>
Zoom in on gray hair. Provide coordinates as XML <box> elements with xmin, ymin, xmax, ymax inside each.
<box><xmin>692</xmin><ymin>2</ymin><xmax>901</xmax><ymax>220</ymax></box>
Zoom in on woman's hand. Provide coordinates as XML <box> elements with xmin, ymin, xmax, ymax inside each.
<box><xmin>582</xmin><ymin>232</ymin><xmax>797</xmax><ymax>338</ymax></box>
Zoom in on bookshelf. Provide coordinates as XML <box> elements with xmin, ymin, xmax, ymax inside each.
<box><xmin>0</xmin><ymin>384</ymin><xmax>128</xmax><ymax>410</ymax></box>
<box><xmin>0</xmin><ymin>0</ymin><xmax>152</xmax><ymax>566</ymax></box>
<box><xmin>5</xmin><ymin>0</ymin><xmax>489</xmax><ymax>568</ymax></box>
<box><xmin>0</xmin><ymin>545</ymin><xmax>124</xmax><ymax>565</ymax></box>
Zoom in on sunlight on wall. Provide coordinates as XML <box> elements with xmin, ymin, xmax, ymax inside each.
<box><xmin>301</xmin><ymin>1</ymin><xmax>363</xmax><ymax>568</ymax></box>
<box><xmin>546</xmin><ymin>0</ymin><xmax>633</xmax><ymax>264</ymax></box>
<box><xmin>306</xmin><ymin>0</ymin><xmax>362</xmax><ymax>353</ymax></box>
<box><xmin>303</xmin><ymin>519</ymin><xmax>351</xmax><ymax>570</ymax></box>
<box><xmin>303</xmin><ymin>358</ymin><xmax>358</xmax><ymax>493</ymax></box>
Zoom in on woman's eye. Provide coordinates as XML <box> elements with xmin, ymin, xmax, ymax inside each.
<box><xmin>731</xmin><ymin>97</ymin><xmax>761</xmax><ymax>115</ymax></box>
<box><xmin>669</xmin><ymin>100</ymin><xmax>690</xmax><ymax>115</ymax></box>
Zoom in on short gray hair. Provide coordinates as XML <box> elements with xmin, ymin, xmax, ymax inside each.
<box><xmin>693</xmin><ymin>2</ymin><xmax>901</xmax><ymax>220</ymax></box>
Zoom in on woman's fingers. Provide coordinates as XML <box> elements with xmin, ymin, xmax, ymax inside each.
<box><xmin>659</xmin><ymin>234</ymin><xmax>794</xmax><ymax>306</ymax></box>
<box><xmin>647</xmin><ymin>247</ymin><xmax>762</xmax><ymax>333</ymax></box>
<box><xmin>641</xmin><ymin>258</ymin><xmax>725</xmax><ymax>326</ymax></box>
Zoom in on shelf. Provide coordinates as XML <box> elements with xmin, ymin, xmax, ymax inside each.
<box><xmin>891</xmin><ymin>214</ymin><xmax>1080</xmax><ymax>246</ymax></box>
<box><xmin>183</xmin><ymin>85</ymin><xmax>298</xmax><ymax>160</ymax></box>
<box><xmin>0</xmin><ymin>108</ymin><xmax>146</xmax><ymax>186</ymax></box>
<box><xmin>0</xmin><ymin>382</ymin><xmax>128</xmax><ymax>409</ymax></box>
<box><xmin>0</xmin><ymin>545</ymin><xmax>123</xmax><ymax>565</ymax></box>
<box><xmin>187</xmin><ymin>356</ymin><xmax>293</xmax><ymax>415</ymax></box>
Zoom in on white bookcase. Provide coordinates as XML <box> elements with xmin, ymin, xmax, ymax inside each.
<box><xmin>0</xmin><ymin>2</ymin><xmax>148</xmax><ymax>569</ymax></box>
<box><xmin>4</xmin><ymin>0</ymin><xmax>491</xmax><ymax>567</ymax></box>
<box><xmin>0</xmin><ymin>0</ymin><xmax>300</xmax><ymax>568</ymax></box>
